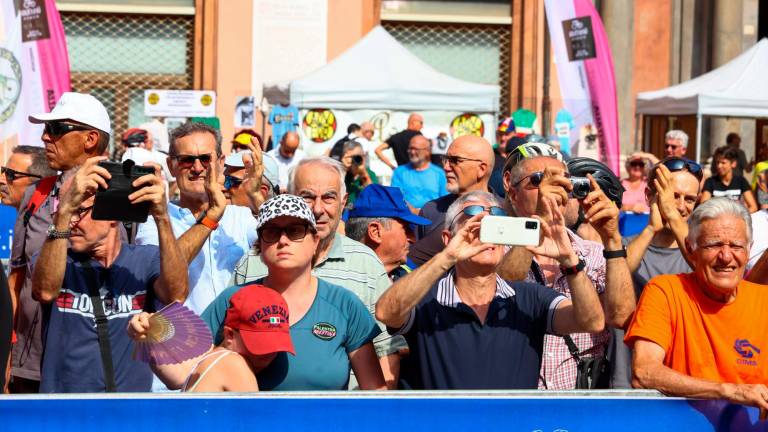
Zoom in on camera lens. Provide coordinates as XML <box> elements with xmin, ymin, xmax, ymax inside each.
<box><xmin>352</xmin><ymin>155</ymin><xmax>364</xmax><ymax>165</ymax></box>
<box><xmin>525</xmin><ymin>221</ymin><xmax>538</xmax><ymax>230</ymax></box>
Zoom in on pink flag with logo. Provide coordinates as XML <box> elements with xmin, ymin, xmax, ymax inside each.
<box><xmin>544</xmin><ymin>0</ymin><xmax>619</xmax><ymax>174</ymax></box>
<box><xmin>0</xmin><ymin>0</ymin><xmax>70</xmax><ymax>145</ymax></box>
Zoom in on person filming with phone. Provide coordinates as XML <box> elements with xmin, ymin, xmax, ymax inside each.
<box><xmin>340</xmin><ymin>140</ymin><xmax>377</xmax><ymax>205</ymax></box>
<box><xmin>375</xmin><ymin>190</ymin><xmax>604</xmax><ymax>389</ymax></box>
<box><xmin>30</xmin><ymin>157</ymin><xmax>188</xmax><ymax>393</ymax></box>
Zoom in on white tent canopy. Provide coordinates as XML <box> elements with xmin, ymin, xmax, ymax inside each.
<box><xmin>289</xmin><ymin>26</ymin><xmax>499</xmax><ymax>112</ymax></box>
<box><xmin>636</xmin><ymin>38</ymin><xmax>768</xmax><ymax>161</ymax></box>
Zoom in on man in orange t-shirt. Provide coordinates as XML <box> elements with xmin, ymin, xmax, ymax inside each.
<box><xmin>625</xmin><ymin>198</ymin><xmax>768</xmax><ymax>411</ymax></box>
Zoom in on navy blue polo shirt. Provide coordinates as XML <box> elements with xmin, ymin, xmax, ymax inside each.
<box><xmin>394</xmin><ymin>271</ymin><xmax>565</xmax><ymax>390</ymax></box>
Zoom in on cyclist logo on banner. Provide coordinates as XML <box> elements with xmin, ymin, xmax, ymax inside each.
<box><xmin>303</xmin><ymin>109</ymin><xmax>337</xmax><ymax>143</ymax></box>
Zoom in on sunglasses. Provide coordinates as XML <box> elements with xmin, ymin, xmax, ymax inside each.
<box><xmin>1</xmin><ymin>167</ymin><xmax>42</xmax><ymax>182</ymax></box>
<box><xmin>512</xmin><ymin>171</ymin><xmax>568</xmax><ymax>189</ymax></box>
<box><xmin>629</xmin><ymin>161</ymin><xmax>645</xmax><ymax>168</ymax></box>
<box><xmin>259</xmin><ymin>223</ymin><xmax>312</xmax><ymax>244</ymax></box>
<box><xmin>448</xmin><ymin>204</ymin><xmax>506</xmax><ymax>228</ymax></box>
<box><xmin>44</xmin><ymin>121</ymin><xmax>92</xmax><ymax>137</ymax></box>
<box><xmin>224</xmin><ymin>175</ymin><xmax>243</xmax><ymax>190</ymax></box>
<box><xmin>173</xmin><ymin>153</ymin><xmax>214</xmax><ymax>169</ymax></box>
<box><xmin>70</xmin><ymin>205</ymin><xmax>94</xmax><ymax>225</ymax></box>
<box><xmin>660</xmin><ymin>157</ymin><xmax>702</xmax><ymax>180</ymax></box>
<box><xmin>441</xmin><ymin>154</ymin><xmax>483</xmax><ymax>166</ymax></box>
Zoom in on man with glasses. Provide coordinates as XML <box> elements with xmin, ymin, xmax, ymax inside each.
<box><xmin>9</xmin><ymin>92</ymin><xmax>111</xmax><ymax>393</ymax></box>
<box><xmin>408</xmin><ymin>135</ymin><xmax>495</xmax><ymax>266</ymax></box>
<box><xmin>375</xmin><ymin>190</ymin><xmax>604</xmax><ymax>389</ymax></box>
<box><xmin>390</xmin><ymin>134</ymin><xmax>447</xmax><ymax>211</ymax></box>
<box><xmin>664</xmin><ymin>130</ymin><xmax>689</xmax><ymax>158</ymax></box>
<box><xmin>0</xmin><ymin>146</ymin><xmax>55</xmax><ymax>209</ymax></box>
<box><xmin>267</xmin><ymin>131</ymin><xmax>304</xmax><ymax>192</ymax></box>
<box><xmin>608</xmin><ymin>157</ymin><xmax>702</xmax><ymax>388</ymax></box>
<box><xmin>375</xmin><ymin>113</ymin><xmax>424</xmax><ymax>170</ymax></box>
<box><xmin>223</xmin><ymin>151</ymin><xmax>280</xmax><ymax>207</ymax></box>
<box><xmin>501</xmin><ymin>142</ymin><xmax>635</xmax><ymax>390</ymax></box>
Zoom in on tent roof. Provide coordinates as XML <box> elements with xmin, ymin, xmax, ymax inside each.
<box><xmin>636</xmin><ymin>38</ymin><xmax>768</xmax><ymax>117</ymax></box>
<box><xmin>289</xmin><ymin>26</ymin><xmax>499</xmax><ymax>112</ymax></box>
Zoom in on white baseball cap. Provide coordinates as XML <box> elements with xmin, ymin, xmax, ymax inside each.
<box><xmin>224</xmin><ymin>151</ymin><xmax>280</xmax><ymax>188</ymax></box>
<box><xmin>28</xmin><ymin>92</ymin><xmax>111</xmax><ymax>134</ymax></box>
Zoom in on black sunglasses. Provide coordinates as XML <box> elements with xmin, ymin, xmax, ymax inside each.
<box><xmin>224</xmin><ymin>175</ymin><xmax>243</xmax><ymax>190</ymax></box>
<box><xmin>441</xmin><ymin>154</ymin><xmax>483</xmax><ymax>166</ymax></box>
<box><xmin>173</xmin><ymin>154</ymin><xmax>214</xmax><ymax>169</ymax></box>
<box><xmin>259</xmin><ymin>223</ymin><xmax>312</xmax><ymax>244</ymax></box>
<box><xmin>448</xmin><ymin>204</ymin><xmax>506</xmax><ymax>229</ymax></box>
<box><xmin>44</xmin><ymin>121</ymin><xmax>92</xmax><ymax>137</ymax></box>
<box><xmin>1</xmin><ymin>167</ymin><xmax>42</xmax><ymax>182</ymax></box>
<box><xmin>660</xmin><ymin>157</ymin><xmax>702</xmax><ymax>180</ymax></box>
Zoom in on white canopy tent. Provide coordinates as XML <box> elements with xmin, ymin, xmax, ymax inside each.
<box><xmin>636</xmin><ymin>38</ymin><xmax>768</xmax><ymax>162</ymax></box>
<box><xmin>289</xmin><ymin>26</ymin><xmax>499</xmax><ymax>112</ymax></box>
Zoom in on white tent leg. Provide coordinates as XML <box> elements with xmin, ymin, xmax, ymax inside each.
<box><xmin>695</xmin><ymin>114</ymin><xmax>703</xmax><ymax>163</ymax></box>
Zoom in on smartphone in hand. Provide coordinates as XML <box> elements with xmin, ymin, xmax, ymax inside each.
<box><xmin>479</xmin><ymin>215</ymin><xmax>540</xmax><ymax>246</ymax></box>
<box><xmin>92</xmin><ymin>160</ymin><xmax>155</xmax><ymax>222</ymax></box>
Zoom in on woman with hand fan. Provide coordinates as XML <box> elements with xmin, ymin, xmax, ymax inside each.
<box><xmin>128</xmin><ymin>284</ymin><xmax>294</xmax><ymax>392</ymax></box>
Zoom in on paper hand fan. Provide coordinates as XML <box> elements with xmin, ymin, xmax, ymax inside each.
<box><xmin>133</xmin><ymin>302</ymin><xmax>213</xmax><ymax>365</ymax></box>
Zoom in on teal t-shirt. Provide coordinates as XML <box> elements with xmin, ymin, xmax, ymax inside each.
<box><xmin>200</xmin><ymin>278</ymin><xmax>381</xmax><ymax>391</ymax></box>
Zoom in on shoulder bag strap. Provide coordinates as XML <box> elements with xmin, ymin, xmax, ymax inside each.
<box><xmin>23</xmin><ymin>176</ymin><xmax>57</xmax><ymax>227</ymax></box>
<box><xmin>562</xmin><ymin>334</ymin><xmax>583</xmax><ymax>365</ymax></box>
<box><xmin>81</xmin><ymin>260</ymin><xmax>117</xmax><ymax>392</ymax></box>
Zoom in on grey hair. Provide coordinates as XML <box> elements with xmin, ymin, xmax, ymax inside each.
<box><xmin>287</xmin><ymin>156</ymin><xmax>347</xmax><ymax>197</ymax></box>
<box><xmin>341</xmin><ymin>139</ymin><xmax>363</xmax><ymax>156</ymax></box>
<box><xmin>12</xmin><ymin>145</ymin><xmax>56</xmax><ymax>177</ymax></box>
<box><xmin>169</xmin><ymin>122</ymin><xmax>223</xmax><ymax>156</ymax></box>
<box><xmin>345</xmin><ymin>217</ymin><xmax>392</xmax><ymax>243</ymax></box>
<box><xmin>687</xmin><ymin>198</ymin><xmax>752</xmax><ymax>249</ymax></box>
<box><xmin>665</xmin><ymin>130</ymin><xmax>689</xmax><ymax>148</ymax></box>
<box><xmin>445</xmin><ymin>190</ymin><xmax>502</xmax><ymax>234</ymax></box>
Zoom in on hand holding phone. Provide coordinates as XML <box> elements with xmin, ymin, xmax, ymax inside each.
<box><xmin>479</xmin><ymin>215</ymin><xmax>540</xmax><ymax>246</ymax></box>
<box><xmin>91</xmin><ymin>160</ymin><xmax>154</xmax><ymax>222</ymax></box>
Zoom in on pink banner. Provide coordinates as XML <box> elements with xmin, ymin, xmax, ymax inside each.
<box><xmin>573</xmin><ymin>0</ymin><xmax>620</xmax><ymax>173</ymax></box>
<box><xmin>36</xmin><ymin>0</ymin><xmax>71</xmax><ymax>111</ymax></box>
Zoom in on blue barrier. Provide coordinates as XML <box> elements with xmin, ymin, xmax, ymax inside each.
<box><xmin>619</xmin><ymin>212</ymin><xmax>649</xmax><ymax>237</ymax></box>
<box><xmin>0</xmin><ymin>205</ymin><xmax>15</xmax><ymax>260</ymax></box>
<box><xmin>1</xmin><ymin>391</ymin><xmax>765</xmax><ymax>431</ymax></box>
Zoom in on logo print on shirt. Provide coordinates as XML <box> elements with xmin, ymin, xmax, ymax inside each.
<box><xmin>312</xmin><ymin>322</ymin><xmax>337</xmax><ymax>341</ymax></box>
<box><xmin>734</xmin><ymin>339</ymin><xmax>760</xmax><ymax>366</ymax></box>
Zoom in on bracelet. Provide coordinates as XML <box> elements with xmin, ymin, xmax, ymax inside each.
<box><xmin>197</xmin><ymin>214</ymin><xmax>219</xmax><ymax>230</ymax></box>
<box><xmin>603</xmin><ymin>247</ymin><xmax>627</xmax><ymax>259</ymax></box>
<box><xmin>560</xmin><ymin>258</ymin><xmax>586</xmax><ymax>276</ymax></box>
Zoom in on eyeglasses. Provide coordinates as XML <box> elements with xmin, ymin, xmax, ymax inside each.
<box><xmin>44</xmin><ymin>121</ymin><xmax>92</xmax><ymax>137</ymax></box>
<box><xmin>441</xmin><ymin>154</ymin><xmax>483</xmax><ymax>166</ymax></box>
<box><xmin>259</xmin><ymin>223</ymin><xmax>312</xmax><ymax>244</ymax></box>
<box><xmin>1</xmin><ymin>167</ymin><xmax>41</xmax><ymax>182</ymax></box>
<box><xmin>70</xmin><ymin>205</ymin><xmax>94</xmax><ymax>225</ymax></box>
<box><xmin>224</xmin><ymin>175</ymin><xmax>243</xmax><ymax>190</ymax></box>
<box><xmin>660</xmin><ymin>157</ymin><xmax>702</xmax><ymax>180</ymax></box>
<box><xmin>172</xmin><ymin>153</ymin><xmax>214</xmax><ymax>169</ymax></box>
<box><xmin>665</xmin><ymin>143</ymin><xmax>682</xmax><ymax>149</ymax></box>
<box><xmin>448</xmin><ymin>204</ymin><xmax>506</xmax><ymax>228</ymax></box>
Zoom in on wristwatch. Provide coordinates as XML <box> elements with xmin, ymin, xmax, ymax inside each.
<box><xmin>603</xmin><ymin>247</ymin><xmax>627</xmax><ymax>260</ymax></box>
<box><xmin>46</xmin><ymin>224</ymin><xmax>71</xmax><ymax>240</ymax></box>
<box><xmin>196</xmin><ymin>213</ymin><xmax>219</xmax><ymax>230</ymax></box>
<box><xmin>560</xmin><ymin>258</ymin><xmax>586</xmax><ymax>276</ymax></box>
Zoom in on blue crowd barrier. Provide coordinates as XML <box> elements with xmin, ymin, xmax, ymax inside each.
<box><xmin>1</xmin><ymin>391</ymin><xmax>765</xmax><ymax>431</ymax></box>
<box><xmin>0</xmin><ymin>205</ymin><xmax>16</xmax><ymax>261</ymax></box>
<box><xmin>619</xmin><ymin>211</ymin><xmax>649</xmax><ymax>237</ymax></box>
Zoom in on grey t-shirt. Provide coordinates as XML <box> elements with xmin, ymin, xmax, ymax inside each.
<box><xmin>608</xmin><ymin>235</ymin><xmax>691</xmax><ymax>389</ymax></box>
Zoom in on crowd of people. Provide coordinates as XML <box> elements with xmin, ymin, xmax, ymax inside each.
<box><xmin>0</xmin><ymin>92</ymin><xmax>767</xmax><ymax>412</ymax></box>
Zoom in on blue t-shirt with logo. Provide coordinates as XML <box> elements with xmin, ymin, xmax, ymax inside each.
<box><xmin>40</xmin><ymin>245</ymin><xmax>160</xmax><ymax>393</ymax></box>
<box><xmin>201</xmin><ymin>278</ymin><xmax>380</xmax><ymax>390</ymax></box>
<box><xmin>390</xmin><ymin>163</ymin><xmax>448</xmax><ymax>209</ymax></box>
<box><xmin>268</xmin><ymin>104</ymin><xmax>300</xmax><ymax>147</ymax></box>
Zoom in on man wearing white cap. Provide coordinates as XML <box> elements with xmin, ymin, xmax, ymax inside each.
<box><xmin>223</xmin><ymin>151</ymin><xmax>280</xmax><ymax>207</ymax></box>
<box><xmin>9</xmin><ymin>92</ymin><xmax>111</xmax><ymax>393</ymax></box>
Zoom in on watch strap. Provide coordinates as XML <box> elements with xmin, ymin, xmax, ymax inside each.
<box><xmin>603</xmin><ymin>247</ymin><xmax>627</xmax><ymax>259</ymax></box>
<box><xmin>560</xmin><ymin>258</ymin><xmax>586</xmax><ymax>276</ymax></box>
<box><xmin>197</xmin><ymin>215</ymin><xmax>219</xmax><ymax>230</ymax></box>
<box><xmin>47</xmin><ymin>224</ymin><xmax>71</xmax><ymax>239</ymax></box>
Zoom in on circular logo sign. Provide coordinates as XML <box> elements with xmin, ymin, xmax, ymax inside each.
<box><xmin>312</xmin><ymin>322</ymin><xmax>337</xmax><ymax>340</ymax></box>
<box><xmin>0</xmin><ymin>48</ymin><xmax>23</xmax><ymax>124</ymax></box>
<box><xmin>450</xmin><ymin>113</ymin><xmax>484</xmax><ymax>139</ymax></box>
<box><xmin>147</xmin><ymin>92</ymin><xmax>160</xmax><ymax>105</ymax></box>
<box><xmin>200</xmin><ymin>94</ymin><xmax>213</xmax><ymax>106</ymax></box>
<box><xmin>302</xmin><ymin>109</ymin><xmax>337</xmax><ymax>143</ymax></box>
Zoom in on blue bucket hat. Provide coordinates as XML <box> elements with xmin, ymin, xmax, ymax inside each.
<box><xmin>348</xmin><ymin>185</ymin><xmax>431</xmax><ymax>226</ymax></box>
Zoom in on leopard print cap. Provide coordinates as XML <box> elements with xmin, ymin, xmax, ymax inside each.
<box><xmin>255</xmin><ymin>194</ymin><xmax>317</xmax><ymax>231</ymax></box>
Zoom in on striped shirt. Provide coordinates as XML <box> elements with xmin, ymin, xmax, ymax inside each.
<box><xmin>231</xmin><ymin>232</ymin><xmax>405</xmax><ymax>357</ymax></box>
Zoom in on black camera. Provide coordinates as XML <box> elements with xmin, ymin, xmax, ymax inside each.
<box><xmin>351</xmin><ymin>155</ymin><xmax>364</xmax><ymax>165</ymax></box>
<box><xmin>92</xmin><ymin>160</ymin><xmax>155</xmax><ymax>223</ymax></box>
<box><xmin>570</xmin><ymin>177</ymin><xmax>591</xmax><ymax>200</ymax></box>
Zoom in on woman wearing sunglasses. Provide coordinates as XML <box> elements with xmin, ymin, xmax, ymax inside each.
<box><xmin>621</xmin><ymin>155</ymin><xmax>650</xmax><ymax>214</ymax></box>
<box><xmin>200</xmin><ymin>194</ymin><xmax>386</xmax><ymax>390</ymax></box>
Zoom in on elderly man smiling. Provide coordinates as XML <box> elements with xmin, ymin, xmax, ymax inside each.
<box><xmin>626</xmin><ymin>198</ymin><xmax>768</xmax><ymax>411</ymax></box>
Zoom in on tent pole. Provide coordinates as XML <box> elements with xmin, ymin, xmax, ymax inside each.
<box><xmin>695</xmin><ymin>114</ymin><xmax>703</xmax><ymax>163</ymax></box>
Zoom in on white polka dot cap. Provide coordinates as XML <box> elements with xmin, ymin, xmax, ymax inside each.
<box><xmin>256</xmin><ymin>194</ymin><xmax>316</xmax><ymax>232</ymax></box>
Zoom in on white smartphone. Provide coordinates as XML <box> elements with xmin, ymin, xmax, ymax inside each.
<box><xmin>479</xmin><ymin>216</ymin><xmax>540</xmax><ymax>246</ymax></box>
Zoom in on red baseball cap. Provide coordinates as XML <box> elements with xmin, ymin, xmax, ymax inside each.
<box><xmin>224</xmin><ymin>284</ymin><xmax>295</xmax><ymax>356</ymax></box>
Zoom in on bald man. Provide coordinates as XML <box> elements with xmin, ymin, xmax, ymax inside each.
<box><xmin>375</xmin><ymin>113</ymin><xmax>423</xmax><ymax>169</ymax></box>
<box><xmin>407</xmin><ymin>135</ymin><xmax>495</xmax><ymax>265</ymax></box>
<box><xmin>267</xmin><ymin>131</ymin><xmax>305</xmax><ymax>191</ymax></box>
<box><xmin>391</xmin><ymin>134</ymin><xmax>447</xmax><ymax>210</ymax></box>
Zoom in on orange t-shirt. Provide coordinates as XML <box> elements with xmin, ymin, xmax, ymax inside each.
<box><xmin>625</xmin><ymin>273</ymin><xmax>768</xmax><ymax>384</ymax></box>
